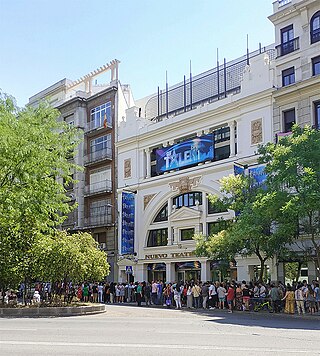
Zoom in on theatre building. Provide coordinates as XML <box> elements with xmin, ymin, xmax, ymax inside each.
<box><xmin>117</xmin><ymin>46</ymin><xmax>276</xmax><ymax>283</ymax></box>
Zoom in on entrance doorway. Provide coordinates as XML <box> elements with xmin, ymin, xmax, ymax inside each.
<box><xmin>177</xmin><ymin>270</ymin><xmax>200</xmax><ymax>283</ymax></box>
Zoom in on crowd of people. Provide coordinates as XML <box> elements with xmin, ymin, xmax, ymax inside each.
<box><xmin>2</xmin><ymin>279</ymin><xmax>320</xmax><ymax>316</ymax></box>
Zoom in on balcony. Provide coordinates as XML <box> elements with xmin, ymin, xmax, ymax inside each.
<box><xmin>62</xmin><ymin>210</ymin><xmax>78</xmax><ymax>230</ymax></box>
<box><xmin>276</xmin><ymin>37</ymin><xmax>299</xmax><ymax>57</ymax></box>
<box><xmin>84</xmin><ymin>118</ymin><xmax>112</xmax><ymax>134</ymax></box>
<box><xmin>84</xmin><ymin>180</ymin><xmax>112</xmax><ymax>196</ymax></box>
<box><xmin>84</xmin><ymin>148</ymin><xmax>112</xmax><ymax>166</ymax></box>
<box><xmin>84</xmin><ymin>214</ymin><xmax>113</xmax><ymax>228</ymax></box>
<box><xmin>311</xmin><ymin>28</ymin><xmax>320</xmax><ymax>44</ymax></box>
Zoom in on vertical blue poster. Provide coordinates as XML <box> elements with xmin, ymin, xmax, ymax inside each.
<box><xmin>121</xmin><ymin>192</ymin><xmax>135</xmax><ymax>254</ymax></box>
<box><xmin>248</xmin><ymin>166</ymin><xmax>267</xmax><ymax>188</ymax></box>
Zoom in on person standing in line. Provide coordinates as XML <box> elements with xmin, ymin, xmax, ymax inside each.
<box><xmin>83</xmin><ymin>284</ymin><xmax>89</xmax><ymax>303</ymax></box>
<box><xmin>235</xmin><ymin>283</ymin><xmax>243</xmax><ymax>311</ymax></box>
<box><xmin>306</xmin><ymin>286</ymin><xmax>316</xmax><ymax>314</ymax></box>
<box><xmin>192</xmin><ymin>283</ymin><xmax>201</xmax><ymax>309</ymax></box>
<box><xmin>173</xmin><ymin>284</ymin><xmax>182</xmax><ymax>309</ymax></box>
<box><xmin>216</xmin><ymin>282</ymin><xmax>226</xmax><ymax>310</ymax></box>
<box><xmin>151</xmin><ymin>281</ymin><xmax>158</xmax><ymax>305</ymax></box>
<box><xmin>295</xmin><ymin>284</ymin><xmax>305</xmax><ymax>315</ymax></box>
<box><xmin>136</xmin><ymin>282</ymin><xmax>143</xmax><ymax>306</ymax></box>
<box><xmin>269</xmin><ymin>283</ymin><xmax>280</xmax><ymax>313</ymax></box>
<box><xmin>208</xmin><ymin>281</ymin><xmax>217</xmax><ymax>310</ymax></box>
<box><xmin>201</xmin><ymin>282</ymin><xmax>209</xmax><ymax>309</ymax></box>
<box><xmin>109</xmin><ymin>282</ymin><xmax>115</xmax><ymax>304</ymax></box>
<box><xmin>226</xmin><ymin>282</ymin><xmax>235</xmax><ymax>313</ymax></box>
<box><xmin>282</xmin><ymin>286</ymin><xmax>295</xmax><ymax>314</ymax></box>
<box><xmin>98</xmin><ymin>283</ymin><xmax>104</xmax><ymax>303</ymax></box>
<box><xmin>314</xmin><ymin>282</ymin><xmax>320</xmax><ymax>312</ymax></box>
<box><xmin>186</xmin><ymin>285</ymin><xmax>193</xmax><ymax>309</ymax></box>
<box><xmin>144</xmin><ymin>282</ymin><xmax>151</xmax><ymax>307</ymax></box>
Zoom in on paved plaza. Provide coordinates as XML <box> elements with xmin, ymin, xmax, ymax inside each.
<box><xmin>0</xmin><ymin>305</ymin><xmax>320</xmax><ymax>355</ymax></box>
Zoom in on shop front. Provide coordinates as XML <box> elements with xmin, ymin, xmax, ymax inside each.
<box><xmin>176</xmin><ymin>261</ymin><xmax>201</xmax><ymax>283</ymax></box>
<box><xmin>147</xmin><ymin>263</ymin><xmax>166</xmax><ymax>282</ymax></box>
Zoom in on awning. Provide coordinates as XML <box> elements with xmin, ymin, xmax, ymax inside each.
<box><xmin>147</xmin><ymin>263</ymin><xmax>166</xmax><ymax>271</ymax></box>
<box><xmin>175</xmin><ymin>261</ymin><xmax>201</xmax><ymax>270</ymax></box>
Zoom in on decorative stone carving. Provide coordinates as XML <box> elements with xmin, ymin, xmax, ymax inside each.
<box><xmin>251</xmin><ymin>119</ymin><xmax>263</xmax><ymax>145</ymax></box>
<box><xmin>143</xmin><ymin>194</ymin><xmax>156</xmax><ymax>210</ymax></box>
<box><xmin>124</xmin><ymin>158</ymin><xmax>131</xmax><ymax>178</ymax></box>
<box><xmin>169</xmin><ymin>176</ymin><xmax>201</xmax><ymax>193</ymax></box>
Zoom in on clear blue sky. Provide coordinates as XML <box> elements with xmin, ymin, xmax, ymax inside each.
<box><xmin>0</xmin><ymin>0</ymin><xmax>275</xmax><ymax>107</ymax></box>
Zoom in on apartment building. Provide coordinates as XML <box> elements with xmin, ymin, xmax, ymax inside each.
<box><xmin>29</xmin><ymin>60</ymin><xmax>134</xmax><ymax>281</ymax></box>
<box><xmin>268</xmin><ymin>0</ymin><xmax>320</xmax><ymax>282</ymax></box>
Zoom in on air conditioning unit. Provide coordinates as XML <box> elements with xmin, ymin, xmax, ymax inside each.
<box><xmin>99</xmin><ymin>243</ymin><xmax>106</xmax><ymax>250</ymax></box>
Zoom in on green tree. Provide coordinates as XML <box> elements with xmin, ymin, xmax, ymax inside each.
<box><xmin>0</xmin><ymin>92</ymin><xmax>81</xmax><ymax>292</ymax></box>
<box><xmin>259</xmin><ymin>125</ymin><xmax>320</xmax><ymax>278</ymax></box>
<box><xmin>34</xmin><ymin>231</ymin><xmax>109</xmax><ymax>288</ymax></box>
<box><xmin>195</xmin><ymin>173</ymin><xmax>296</xmax><ymax>282</ymax></box>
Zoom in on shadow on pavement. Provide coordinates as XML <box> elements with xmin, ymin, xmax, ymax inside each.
<box><xmin>184</xmin><ymin>308</ymin><xmax>320</xmax><ymax>331</ymax></box>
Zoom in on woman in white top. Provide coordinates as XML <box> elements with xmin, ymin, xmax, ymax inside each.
<box><xmin>186</xmin><ymin>285</ymin><xmax>193</xmax><ymax>308</ymax></box>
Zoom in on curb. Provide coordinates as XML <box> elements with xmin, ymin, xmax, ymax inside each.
<box><xmin>0</xmin><ymin>304</ymin><xmax>106</xmax><ymax>318</ymax></box>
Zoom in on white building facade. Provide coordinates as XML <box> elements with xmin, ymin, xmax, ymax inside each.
<box><xmin>117</xmin><ymin>47</ymin><xmax>276</xmax><ymax>283</ymax></box>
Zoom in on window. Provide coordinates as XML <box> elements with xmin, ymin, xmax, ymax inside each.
<box><xmin>311</xmin><ymin>11</ymin><xmax>320</xmax><ymax>44</ymax></box>
<box><xmin>281</xmin><ymin>25</ymin><xmax>294</xmax><ymax>43</ymax></box>
<box><xmin>154</xmin><ymin>204</ymin><xmax>168</xmax><ymax>222</ymax></box>
<box><xmin>277</xmin><ymin>24</ymin><xmax>297</xmax><ymax>56</ymax></box>
<box><xmin>208</xmin><ymin>220</ymin><xmax>232</xmax><ymax>235</ymax></box>
<box><xmin>90</xmin><ymin>199</ymin><xmax>111</xmax><ymax>217</ymax></box>
<box><xmin>147</xmin><ymin>229</ymin><xmax>168</xmax><ymax>247</ymax></box>
<box><xmin>180</xmin><ymin>228</ymin><xmax>195</xmax><ymax>241</ymax></box>
<box><xmin>213</xmin><ymin>145</ymin><xmax>230</xmax><ymax>161</ymax></box>
<box><xmin>282</xmin><ymin>67</ymin><xmax>295</xmax><ymax>86</ymax></box>
<box><xmin>315</xmin><ymin>102</ymin><xmax>320</xmax><ymax>129</ymax></box>
<box><xmin>173</xmin><ymin>192</ymin><xmax>202</xmax><ymax>209</ymax></box>
<box><xmin>89</xmin><ymin>168</ymin><xmax>111</xmax><ymax>193</ymax></box>
<box><xmin>90</xmin><ymin>134</ymin><xmax>111</xmax><ymax>153</ymax></box>
<box><xmin>283</xmin><ymin>109</ymin><xmax>295</xmax><ymax>133</ymax></box>
<box><xmin>312</xmin><ymin>56</ymin><xmax>320</xmax><ymax>76</ymax></box>
<box><xmin>214</xmin><ymin>127</ymin><xmax>230</xmax><ymax>143</ymax></box>
<box><xmin>90</xmin><ymin>102</ymin><xmax>112</xmax><ymax>128</ymax></box>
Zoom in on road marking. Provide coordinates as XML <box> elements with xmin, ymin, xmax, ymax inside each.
<box><xmin>0</xmin><ymin>329</ymin><xmax>37</xmax><ymax>331</ymax></box>
<box><xmin>0</xmin><ymin>341</ymin><xmax>312</xmax><ymax>353</ymax></box>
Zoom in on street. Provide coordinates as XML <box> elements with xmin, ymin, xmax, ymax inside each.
<box><xmin>0</xmin><ymin>305</ymin><xmax>320</xmax><ymax>355</ymax></box>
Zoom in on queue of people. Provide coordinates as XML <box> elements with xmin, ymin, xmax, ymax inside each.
<box><xmin>3</xmin><ymin>279</ymin><xmax>320</xmax><ymax>316</ymax></box>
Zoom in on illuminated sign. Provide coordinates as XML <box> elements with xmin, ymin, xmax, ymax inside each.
<box><xmin>156</xmin><ymin>134</ymin><xmax>214</xmax><ymax>173</ymax></box>
<box><xmin>121</xmin><ymin>192</ymin><xmax>135</xmax><ymax>255</ymax></box>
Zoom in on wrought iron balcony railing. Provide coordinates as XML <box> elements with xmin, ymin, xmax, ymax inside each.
<box><xmin>84</xmin><ymin>214</ymin><xmax>113</xmax><ymax>228</ymax></box>
<box><xmin>276</xmin><ymin>37</ymin><xmax>299</xmax><ymax>57</ymax></box>
<box><xmin>84</xmin><ymin>148</ymin><xmax>112</xmax><ymax>165</ymax></box>
<box><xmin>84</xmin><ymin>180</ymin><xmax>112</xmax><ymax>196</ymax></box>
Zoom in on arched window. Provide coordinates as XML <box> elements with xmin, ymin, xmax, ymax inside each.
<box><xmin>147</xmin><ymin>229</ymin><xmax>168</xmax><ymax>247</ymax></box>
<box><xmin>173</xmin><ymin>191</ymin><xmax>202</xmax><ymax>209</ymax></box>
<box><xmin>311</xmin><ymin>11</ymin><xmax>320</xmax><ymax>44</ymax></box>
<box><xmin>154</xmin><ymin>204</ymin><xmax>168</xmax><ymax>222</ymax></box>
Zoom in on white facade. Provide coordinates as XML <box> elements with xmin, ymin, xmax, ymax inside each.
<box><xmin>117</xmin><ymin>50</ymin><xmax>275</xmax><ymax>283</ymax></box>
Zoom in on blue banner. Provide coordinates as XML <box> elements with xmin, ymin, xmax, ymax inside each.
<box><xmin>156</xmin><ymin>134</ymin><xmax>214</xmax><ymax>173</ymax></box>
<box><xmin>121</xmin><ymin>192</ymin><xmax>135</xmax><ymax>255</ymax></box>
<box><xmin>248</xmin><ymin>166</ymin><xmax>267</xmax><ymax>188</ymax></box>
<box><xmin>234</xmin><ymin>164</ymin><xmax>245</xmax><ymax>176</ymax></box>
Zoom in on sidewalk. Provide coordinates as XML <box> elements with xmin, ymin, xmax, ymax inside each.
<box><xmin>107</xmin><ymin>302</ymin><xmax>320</xmax><ymax>321</ymax></box>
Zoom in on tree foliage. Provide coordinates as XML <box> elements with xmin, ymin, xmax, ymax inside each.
<box><xmin>0</xmin><ymin>92</ymin><xmax>85</xmax><ymax>289</ymax></box>
<box><xmin>33</xmin><ymin>231</ymin><xmax>110</xmax><ymax>283</ymax></box>
<box><xmin>196</xmin><ymin>172</ymin><xmax>296</xmax><ymax>282</ymax></box>
<box><xmin>260</xmin><ymin>125</ymin><xmax>320</xmax><ymax>277</ymax></box>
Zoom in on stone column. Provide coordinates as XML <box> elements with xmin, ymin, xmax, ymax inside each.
<box><xmin>200</xmin><ymin>260</ymin><xmax>210</xmax><ymax>282</ymax></box>
<box><xmin>228</xmin><ymin>121</ymin><xmax>236</xmax><ymax>157</ymax></box>
<box><xmin>145</xmin><ymin>149</ymin><xmax>151</xmax><ymax>178</ymax></box>
<box><xmin>201</xmin><ymin>192</ymin><xmax>207</xmax><ymax>237</ymax></box>
<box><xmin>167</xmin><ymin>197</ymin><xmax>173</xmax><ymax>245</ymax></box>
<box><xmin>173</xmin><ymin>227</ymin><xmax>178</xmax><ymax>245</ymax></box>
<box><xmin>166</xmin><ymin>262</ymin><xmax>174</xmax><ymax>283</ymax></box>
<box><xmin>141</xmin><ymin>149</ymin><xmax>146</xmax><ymax>179</ymax></box>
